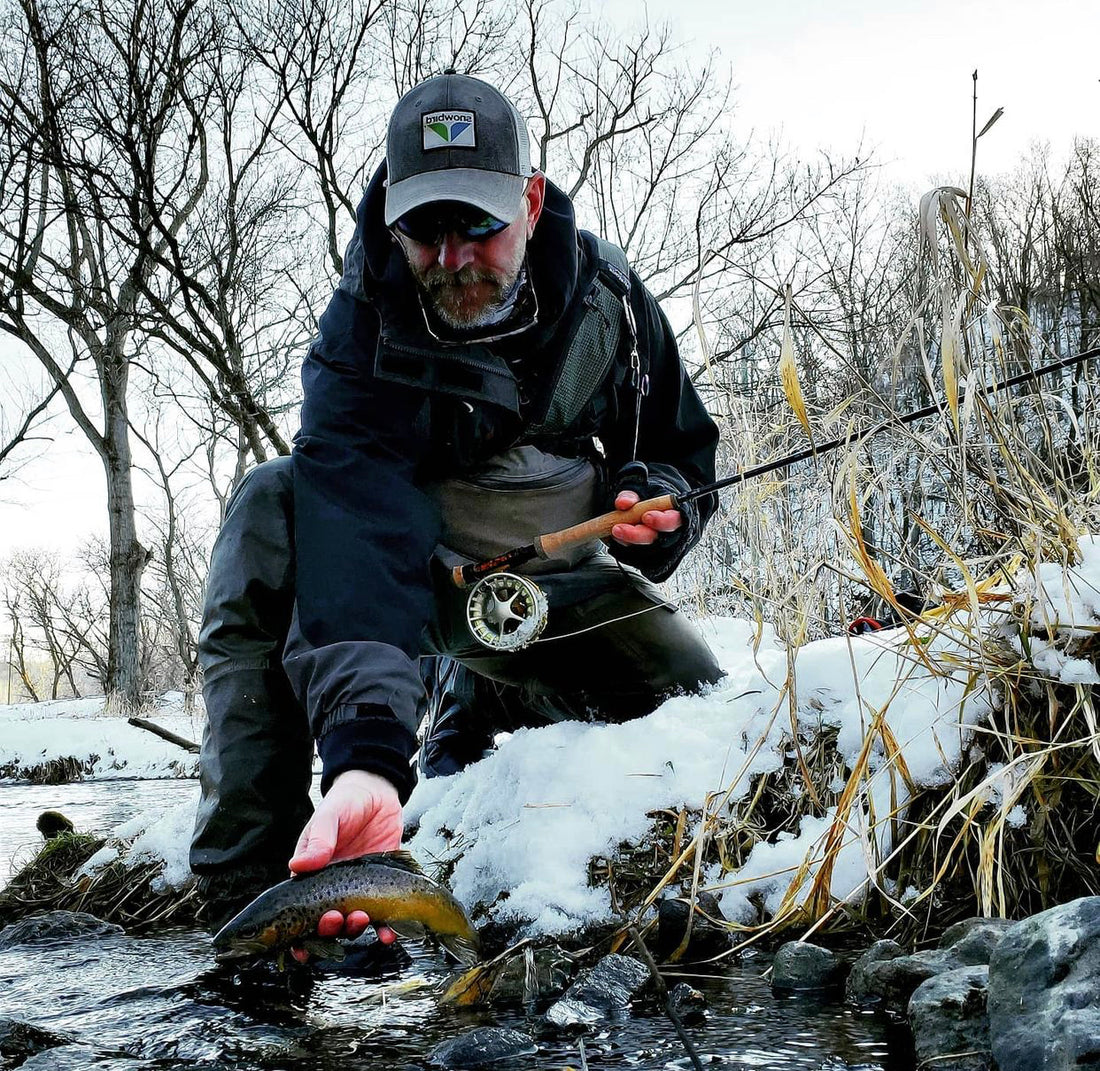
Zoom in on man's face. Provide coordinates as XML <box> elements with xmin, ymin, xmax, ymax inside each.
<box><xmin>394</xmin><ymin>174</ymin><xmax>546</xmax><ymax>330</ymax></box>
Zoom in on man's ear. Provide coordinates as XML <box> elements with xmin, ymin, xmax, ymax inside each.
<box><xmin>524</xmin><ymin>172</ymin><xmax>546</xmax><ymax>238</ymax></box>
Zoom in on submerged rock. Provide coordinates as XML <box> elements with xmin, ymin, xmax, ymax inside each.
<box><xmin>988</xmin><ymin>896</ymin><xmax>1100</xmax><ymax>1071</ymax></box>
<box><xmin>544</xmin><ymin>953</ymin><xmax>650</xmax><ymax>1028</ymax></box>
<box><xmin>428</xmin><ymin>1027</ymin><xmax>537</xmax><ymax>1068</ymax></box>
<box><xmin>0</xmin><ymin>1019</ymin><xmax>71</xmax><ymax>1063</ymax></box>
<box><xmin>771</xmin><ymin>941</ymin><xmax>846</xmax><ymax>992</ymax></box>
<box><xmin>908</xmin><ymin>965</ymin><xmax>991</xmax><ymax>1071</ymax></box>
<box><xmin>668</xmin><ymin>981</ymin><xmax>707</xmax><ymax>1023</ymax></box>
<box><xmin>0</xmin><ymin>910</ymin><xmax>124</xmax><ymax>948</ymax></box>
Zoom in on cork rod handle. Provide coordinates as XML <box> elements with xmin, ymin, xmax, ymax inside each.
<box><xmin>536</xmin><ymin>493</ymin><xmax>676</xmax><ymax>559</ymax></box>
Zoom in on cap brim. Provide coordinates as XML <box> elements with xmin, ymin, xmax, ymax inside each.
<box><xmin>384</xmin><ymin>168</ymin><xmax>526</xmax><ymax>227</ymax></box>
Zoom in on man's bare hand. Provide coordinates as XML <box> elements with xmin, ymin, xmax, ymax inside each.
<box><xmin>288</xmin><ymin>769</ymin><xmax>402</xmax><ymax>959</ymax></box>
<box><xmin>610</xmin><ymin>489</ymin><xmax>682</xmax><ymax>546</ymax></box>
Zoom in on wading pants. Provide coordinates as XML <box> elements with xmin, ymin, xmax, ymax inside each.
<box><xmin>189</xmin><ymin>457</ymin><xmax>722</xmax><ymax>912</ymax></box>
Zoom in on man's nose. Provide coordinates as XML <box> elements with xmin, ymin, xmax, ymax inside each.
<box><xmin>437</xmin><ymin>232</ymin><xmax>476</xmax><ymax>273</ymax></box>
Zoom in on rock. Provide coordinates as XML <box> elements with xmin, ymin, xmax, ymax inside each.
<box><xmin>938</xmin><ymin>918</ymin><xmax>1014</xmax><ymax>965</ymax></box>
<box><xmin>0</xmin><ymin>1019</ymin><xmax>70</xmax><ymax>1062</ymax></box>
<box><xmin>0</xmin><ymin>911</ymin><xmax>124</xmax><ymax>949</ymax></box>
<box><xmin>654</xmin><ymin>893</ymin><xmax>733</xmax><ymax>961</ymax></box>
<box><xmin>35</xmin><ymin>811</ymin><xmax>75</xmax><ymax>839</ymax></box>
<box><xmin>544</xmin><ymin>953</ymin><xmax>651</xmax><ymax>1029</ymax></box>
<box><xmin>907</xmin><ymin>965</ymin><xmax>991</xmax><ymax>1071</ymax></box>
<box><xmin>668</xmin><ymin>981</ymin><xmax>707</xmax><ymax>1024</ymax></box>
<box><xmin>771</xmin><ymin>941</ymin><xmax>846</xmax><ymax>992</ymax></box>
<box><xmin>480</xmin><ymin>946</ymin><xmax>572</xmax><ymax>1006</ymax></box>
<box><xmin>988</xmin><ymin>896</ymin><xmax>1100</xmax><ymax>1071</ymax></box>
<box><xmin>846</xmin><ymin>939</ymin><xmax>958</xmax><ymax>1013</ymax></box>
<box><xmin>428</xmin><ymin>1027</ymin><xmax>537</xmax><ymax>1068</ymax></box>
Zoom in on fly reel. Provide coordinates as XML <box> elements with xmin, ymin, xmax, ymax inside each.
<box><xmin>465</xmin><ymin>572</ymin><xmax>549</xmax><ymax>651</ymax></box>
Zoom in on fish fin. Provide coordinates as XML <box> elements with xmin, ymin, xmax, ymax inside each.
<box><xmin>439</xmin><ymin>931</ymin><xmax>481</xmax><ymax>967</ymax></box>
<box><xmin>441</xmin><ymin>961</ymin><xmax>501</xmax><ymax>1007</ymax></box>
<box><xmin>301</xmin><ymin>937</ymin><xmax>346</xmax><ymax>961</ymax></box>
<box><xmin>386</xmin><ymin>919</ymin><xmax>427</xmax><ymax>940</ymax></box>
<box><xmin>321</xmin><ymin>850</ymin><xmax>426</xmax><ymax>876</ymax></box>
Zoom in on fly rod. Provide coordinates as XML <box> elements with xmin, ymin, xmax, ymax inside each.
<box><xmin>453</xmin><ymin>344</ymin><xmax>1100</xmax><ymax>589</ymax></box>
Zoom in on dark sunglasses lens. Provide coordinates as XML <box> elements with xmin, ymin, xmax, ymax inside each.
<box><xmin>395</xmin><ymin>204</ymin><xmax>509</xmax><ymax>244</ymax></box>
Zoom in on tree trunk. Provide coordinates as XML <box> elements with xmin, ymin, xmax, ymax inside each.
<box><xmin>102</xmin><ymin>361</ymin><xmax>148</xmax><ymax>715</ymax></box>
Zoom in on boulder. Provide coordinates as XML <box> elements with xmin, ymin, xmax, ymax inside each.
<box><xmin>771</xmin><ymin>941</ymin><xmax>846</xmax><ymax>992</ymax></box>
<box><xmin>428</xmin><ymin>1027</ymin><xmax>537</xmax><ymax>1068</ymax></box>
<box><xmin>0</xmin><ymin>910</ymin><xmax>124</xmax><ymax>949</ymax></box>
<box><xmin>988</xmin><ymin>896</ymin><xmax>1100</xmax><ymax>1071</ymax></box>
<box><xmin>907</xmin><ymin>965</ymin><xmax>991</xmax><ymax>1071</ymax></box>
<box><xmin>846</xmin><ymin>939</ymin><xmax>959</xmax><ymax>1013</ymax></box>
<box><xmin>938</xmin><ymin>918</ymin><xmax>1013</xmax><ymax>965</ymax></box>
<box><xmin>544</xmin><ymin>954</ymin><xmax>650</xmax><ymax>1029</ymax></box>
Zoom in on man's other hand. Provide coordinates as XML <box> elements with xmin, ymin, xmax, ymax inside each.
<box><xmin>610</xmin><ymin>489</ymin><xmax>683</xmax><ymax>546</ymax></box>
<box><xmin>287</xmin><ymin>769</ymin><xmax>402</xmax><ymax>959</ymax></box>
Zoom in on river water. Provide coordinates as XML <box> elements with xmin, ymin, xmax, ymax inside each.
<box><xmin>0</xmin><ymin>779</ymin><xmax>914</xmax><ymax>1070</ymax></box>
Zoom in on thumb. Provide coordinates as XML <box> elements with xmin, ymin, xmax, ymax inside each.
<box><xmin>289</xmin><ymin>811</ymin><xmax>338</xmax><ymax>874</ymax></box>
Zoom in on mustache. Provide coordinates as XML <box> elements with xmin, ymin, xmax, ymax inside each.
<box><xmin>421</xmin><ymin>265</ymin><xmax>502</xmax><ymax>292</ymax></box>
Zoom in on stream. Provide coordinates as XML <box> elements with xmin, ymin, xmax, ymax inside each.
<box><xmin>0</xmin><ymin>779</ymin><xmax>914</xmax><ymax>1070</ymax></box>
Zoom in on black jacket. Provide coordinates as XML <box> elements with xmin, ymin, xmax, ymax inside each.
<box><xmin>283</xmin><ymin>164</ymin><xmax>719</xmax><ymax>801</ymax></box>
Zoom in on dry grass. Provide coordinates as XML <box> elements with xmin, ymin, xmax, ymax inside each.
<box><xmin>0</xmin><ymin>832</ymin><xmax>198</xmax><ymax>933</ymax></box>
<box><xmin>622</xmin><ymin>186</ymin><xmax>1100</xmax><ymax>957</ymax></box>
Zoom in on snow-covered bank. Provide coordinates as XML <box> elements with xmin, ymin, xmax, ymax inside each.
<box><xmin>0</xmin><ymin>693</ymin><xmax>205</xmax><ymax>781</ymax></box>
<box><xmin>405</xmin><ymin>614</ymin><xmax>994</xmax><ymax>933</ymax></box>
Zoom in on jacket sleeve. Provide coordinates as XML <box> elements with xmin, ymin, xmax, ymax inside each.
<box><xmin>282</xmin><ymin>287</ymin><xmax>441</xmax><ymax>803</ymax></box>
<box><xmin>605</xmin><ymin>274</ymin><xmax>719</xmax><ymax>582</ymax></box>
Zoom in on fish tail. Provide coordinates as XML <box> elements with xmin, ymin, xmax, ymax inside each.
<box><xmin>439</xmin><ymin>930</ymin><xmax>480</xmax><ymax>966</ymax></box>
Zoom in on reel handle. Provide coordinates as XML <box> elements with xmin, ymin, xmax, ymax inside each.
<box><xmin>536</xmin><ymin>492</ymin><xmax>677</xmax><ymax>559</ymax></box>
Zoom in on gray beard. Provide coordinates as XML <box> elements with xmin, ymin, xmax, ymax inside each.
<box><xmin>429</xmin><ymin>267</ymin><xmax>526</xmax><ymax>330</ymax></box>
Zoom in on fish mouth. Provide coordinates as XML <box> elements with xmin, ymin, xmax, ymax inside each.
<box><xmin>212</xmin><ymin>939</ymin><xmax>270</xmax><ymax>963</ymax></box>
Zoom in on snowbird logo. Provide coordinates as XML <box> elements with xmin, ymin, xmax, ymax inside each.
<box><xmin>423</xmin><ymin>111</ymin><xmax>477</xmax><ymax>150</ymax></box>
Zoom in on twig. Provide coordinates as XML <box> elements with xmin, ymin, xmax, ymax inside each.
<box><xmin>626</xmin><ymin>925</ymin><xmax>704</xmax><ymax>1071</ymax></box>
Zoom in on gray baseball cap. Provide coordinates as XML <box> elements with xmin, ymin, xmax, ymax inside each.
<box><xmin>384</xmin><ymin>73</ymin><xmax>533</xmax><ymax>227</ymax></box>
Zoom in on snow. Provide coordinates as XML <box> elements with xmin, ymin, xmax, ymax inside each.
<box><xmin>0</xmin><ymin>695</ymin><xmax>204</xmax><ymax>780</ymax></box>
<box><xmin>6</xmin><ymin>535</ymin><xmax>1100</xmax><ymax>935</ymax></box>
<box><xmin>407</xmin><ymin>614</ymin><xmax>996</xmax><ymax>933</ymax></box>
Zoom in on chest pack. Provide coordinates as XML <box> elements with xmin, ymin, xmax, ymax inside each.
<box><xmin>525</xmin><ymin>233</ymin><xmax>646</xmax><ymax>449</ymax></box>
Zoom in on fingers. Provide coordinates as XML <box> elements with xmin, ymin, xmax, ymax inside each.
<box><xmin>615</xmin><ymin>490</ymin><xmax>640</xmax><ymax>510</ymax></box>
<box><xmin>317</xmin><ymin>910</ymin><xmax>346</xmax><ymax>937</ymax></box>
<box><xmin>611</xmin><ymin>509</ymin><xmax>682</xmax><ymax>546</ymax></box>
<box><xmin>344</xmin><ymin>911</ymin><xmax>371</xmax><ymax>939</ymax></box>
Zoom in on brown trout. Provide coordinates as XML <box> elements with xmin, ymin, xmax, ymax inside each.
<box><xmin>212</xmin><ymin>851</ymin><xmax>479</xmax><ymax>966</ymax></box>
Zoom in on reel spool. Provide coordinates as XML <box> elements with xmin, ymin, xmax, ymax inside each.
<box><xmin>465</xmin><ymin>572</ymin><xmax>549</xmax><ymax>651</ymax></box>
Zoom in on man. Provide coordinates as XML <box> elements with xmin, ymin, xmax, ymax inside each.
<box><xmin>190</xmin><ymin>73</ymin><xmax>723</xmax><ymax>940</ymax></box>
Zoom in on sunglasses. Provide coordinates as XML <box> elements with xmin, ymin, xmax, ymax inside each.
<box><xmin>393</xmin><ymin>201</ymin><xmax>511</xmax><ymax>245</ymax></box>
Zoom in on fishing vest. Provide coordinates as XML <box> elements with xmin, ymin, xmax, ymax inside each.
<box><xmin>524</xmin><ymin>233</ymin><xmax>640</xmax><ymax>439</ymax></box>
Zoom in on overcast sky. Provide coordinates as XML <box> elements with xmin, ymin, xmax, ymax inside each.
<box><xmin>1</xmin><ymin>0</ymin><xmax>1097</xmax><ymax>559</ymax></box>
